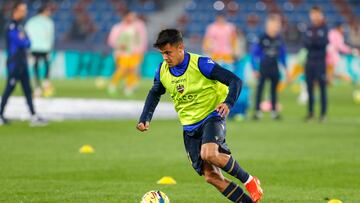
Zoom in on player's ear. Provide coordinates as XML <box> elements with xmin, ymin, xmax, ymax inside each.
<box><xmin>177</xmin><ymin>42</ymin><xmax>184</xmax><ymax>51</ymax></box>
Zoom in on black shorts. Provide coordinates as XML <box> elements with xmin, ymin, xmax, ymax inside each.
<box><xmin>31</xmin><ymin>52</ymin><xmax>49</xmax><ymax>60</ymax></box>
<box><xmin>183</xmin><ymin>116</ymin><xmax>231</xmax><ymax>176</ymax></box>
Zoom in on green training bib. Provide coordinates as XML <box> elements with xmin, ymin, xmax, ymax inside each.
<box><xmin>160</xmin><ymin>52</ymin><xmax>228</xmax><ymax>125</ymax></box>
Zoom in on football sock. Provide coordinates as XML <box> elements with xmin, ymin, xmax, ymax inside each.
<box><xmin>222</xmin><ymin>182</ymin><xmax>253</xmax><ymax>203</ymax></box>
<box><xmin>222</xmin><ymin>156</ymin><xmax>250</xmax><ymax>184</ymax></box>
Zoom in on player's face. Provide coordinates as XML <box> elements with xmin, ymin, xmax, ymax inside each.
<box><xmin>266</xmin><ymin>19</ymin><xmax>281</xmax><ymax>36</ymax></box>
<box><xmin>15</xmin><ymin>4</ymin><xmax>28</xmax><ymax>20</ymax></box>
<box><xmin>216</xmin><ymin>15</ymin><xmax>225</xmax><ymax>23</ymax></box>
<box><xmin>44</xmin><ymin>8</ymin><xmax>52</xmax><ymax>16</ymax></box>
<box><xmin>124</xmin><ymin>12</ymin><xmax>136</xmax><ymax>23</ymax></box>
<box><xmin>159</xmin><ymin>43</ymin><xmax>184</xmax><ymax>67</ymax></box>
<box><xmin>310</xmin><ymin>10</ymin><xmax>324</xmax><ymax>25</ymax></box>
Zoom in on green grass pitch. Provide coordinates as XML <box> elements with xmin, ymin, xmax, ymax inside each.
<box><xmin>0</xmin><ymin>79</ymin><xmax>359</xmax><ymax>202</ymax></box>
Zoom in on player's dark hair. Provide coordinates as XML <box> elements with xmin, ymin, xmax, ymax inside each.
<box><xmin>267</xmin><ymin>13</ymin><xmax>281</xmax><ymax>21</ymax></box>
<box><xmin>11</xmin><ymin>1</ymin><xmax>25</xmax><ymax>14</ymax></box>
<box><xmin>310</xmin><ymin>6</ymin><xmax>323</xmax><ymax>13</ymax></box>
<box><xmin>334</xmin><ymin>21</ymin><xmax>343</xmax><ymax>28</ymax></box>
<box><xmin>153</xmin><ymin>29</ymin><xmax>183</xmax><ymax>49</ymax></box>
<box><xmin>37</xmin><ymin>4</ymin><xmax>51</xmax><ymax>14</ymax></box>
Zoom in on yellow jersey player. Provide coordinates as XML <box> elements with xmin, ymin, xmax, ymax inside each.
<box><xmin>137</xmin><ymin>29</ymin><xmax>263</xmax><ymax>203</ymax></box>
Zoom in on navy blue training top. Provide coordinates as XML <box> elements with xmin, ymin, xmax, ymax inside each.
<box><xmin>6</xmin><ymin>20</ymin><xmax>31</xmax><ymax>73</ymax></box>
<box><xmin>303</xmin><ymin>23</ymin><xmax>328</xmax><ymax>63</ymax></box>
<box><xmin>250</xmin><ymin>33</ymin><xmax>287</xmax><ymax>73</ymax></box>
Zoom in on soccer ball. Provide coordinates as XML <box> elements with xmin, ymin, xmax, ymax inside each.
<box><xmin>141</xmin><ymin>190</ymin><xmax>170</xmax><ymax>203</ymax></box>
<box><xmin>353</xmin><ymin>90</ymin><xmax>360</xmax><ymax>104</ymax></box>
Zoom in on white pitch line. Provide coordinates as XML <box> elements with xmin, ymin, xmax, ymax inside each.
<box><xmin>1</xmin><ymin>96</ymin><xmax>177</xmax><ymax>121</ymax></box>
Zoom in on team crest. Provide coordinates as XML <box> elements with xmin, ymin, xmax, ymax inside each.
<box><xmin>177</xmin><ymin>84</ymin><xmax>185</xmax><ymax>94</ymax></box>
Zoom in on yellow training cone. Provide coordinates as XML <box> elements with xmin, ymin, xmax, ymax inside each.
<box><xmin>328</xmin><ymin>199</ymin><xmax>342</xmax><ymax>203</ymax></box>
<box><xmin>157</xmin><ymin>176</ymin><xmax>177</xmax><ymax>185</ymax></box>
<box><xmin>79</xmin><ymin>145</ymin><xmax>94</xmax><ymax>154</ymax></box>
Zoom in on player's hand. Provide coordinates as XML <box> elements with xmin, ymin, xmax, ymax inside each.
<box><xmin>136</xmin><ymin>121</ymin><xmax>149</xmax><ymax>132</ymax></box>
<box><xmin>285</xmin><ymin>70</ymin><xmax>291</xmax><ymax>83</ymax></box>
<box><xmin>216</xmin><ymin>103</ymin><xmax>230</xmax><ymax>117</ymax></box>
<box><xmin>253</xmin><ymin>71</ymin><xmax>260</xmax><ymax>79</ymax></box>
<box><xmin>19</xmin><ymin>32</ymin><xmax>25</xmax><ymax>39</ymax></box>
<box><xmin>327</xmin><ymin>74</ymin><xmax>334</xmax><ymax>86</ymax></box>
<box><xmin>352</xmin><ymin>48</ymin><xmax>360</xmax><ymax>56</ymax></box>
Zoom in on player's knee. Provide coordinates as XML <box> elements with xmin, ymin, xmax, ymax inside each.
<box><xmin>201</xmin><ymin>151</ymin><xmax>218</xmax><ymax>163</ymax></box>
<box><xmin>204</xmin><ymin>171</ymin><xmax>222</xmax><ymax>185</ymax></box>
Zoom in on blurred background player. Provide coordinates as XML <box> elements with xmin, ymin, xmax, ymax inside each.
<box><xmin>229</xmin><ymin>28</ymin><xmax>250</xmax><ymax>121</ymax></box>
<box><xmin>327</xmin><ymin>22</ymin><xmax>359</xmax><ymax>83</ymax></box>
<box><xmin>251</xmin><ymin>14</ymin><xmax>288</xmax><ymax>120</ymax></box>
<box><xmin>137</xmin><ymin>29</ymin><xmax>262</xmax><ymax>203</ymax></box>
<box><xmin>202</xmin><ymin>13</ymin><xmax>237</xmax><ymax>69</ymax></box>
<box><xmin>25</xmin><ymin>4</ymin><xmax>55</xmax><ymax>97</ymax></box>
<box><xmin>303</xmin><ymin>6</ymin><xmax>329</xmax><ymax>122</ymax></box>
<box><xmin>107</xmin><ymin>11</ymin><xmax>147</xmax><ymax>96</ymax></box>
<box><xmin>0</xmin><ymin>1</ymin><xmax>47</xmax><ymax>127</ymax></box>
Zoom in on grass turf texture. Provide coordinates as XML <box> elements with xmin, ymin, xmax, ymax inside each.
<box><xmin>0</xmin><ymin>79</ymin><xmax>360</xmax><ymax>202</ymax></box>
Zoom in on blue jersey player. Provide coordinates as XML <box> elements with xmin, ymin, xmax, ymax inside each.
<box><xmin>251</xmin><ymin>14</ymin><xmax>289</xmax><ymax>120</ymax></box>
<box><xmin>0</xmin><ymin>1</ymin><xmax>47</xmax><ymax>126</ymax></box>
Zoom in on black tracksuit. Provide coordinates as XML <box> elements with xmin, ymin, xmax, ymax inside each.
<box><xmin>303</xmin><ymin>23</ymin><xmax>329</xmax><ymax>116</ymax></box>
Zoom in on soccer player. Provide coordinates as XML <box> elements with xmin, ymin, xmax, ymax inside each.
<box><xmin>203</xmin><ymin>13</ymin><xmax>237</xmax><ymax>68</ymax></box>
<box><xmin>107</xmin><ymin>11</ymin><xmax>147</xmax><ymax>96</ymax></box>
<box><xmin>0</xmin><ymin>1</ymin><xmax>47</xmax><ymax>127</ymax></box>
<box><xmin>303</xmin><ymin>6</ymin><xmax>329</xmax><ymax>122</ymax></box>
<box><xmin>25</xmin><ymin>4</ymin><xmax>55</xmax><ymax>97</ymax></box>
<box><xmin>251</xmin><ymin>14</ymin><xmax>288</xmax><ymax>120</ymax></box>
<box><xmin>137</xmin><ymin>29</ymin><xmax>263</xmax><ymax>203</ymax></box>
<box><xmin>327</xmin><ymin>22</ymin><xmax>359</xmax><ymax>83</ymax></box>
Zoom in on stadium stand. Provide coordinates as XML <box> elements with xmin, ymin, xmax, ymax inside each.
<box><xmin>0</xmin><ymin>0</ymin><xmax>358</xmax><ymax>52</ymax></box>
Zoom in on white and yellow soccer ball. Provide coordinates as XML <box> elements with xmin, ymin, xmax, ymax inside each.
<box><xmin>353</xmin><ymin>90</ymin><xmax>360</xmax><ymax>104</ymax></box>
<box><xmin>141</xmin><ymin>190</ymin><xmax>170</xmax><ymax>203</ymax></box>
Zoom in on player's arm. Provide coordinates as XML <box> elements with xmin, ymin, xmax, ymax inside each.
<box><xmin>304</xmin><ymin>27</ymin><xmax>328</xmax><ymax>48</ymax></box>
<box><xmin>250</xmin><ymin>42</ymin><xmax>262</xmax><ymax>78</ymax></box>
<box><xmin>210</xmin><ymin>65</ymin><xmax>242</xmax><ymax>117</ymax></box>
<box><xmin>8</xmin><ymin>27</ymin><xmax>30</xmax><ymax>48</ymax></box>
<box><xmin>107</xmin><ymin>25</ymin><xmax>118</xmax><ymax>48</ymax></box>
<box><xmin>313</xmin><ymin>27</ymin><xmax>329</xmax><ymax>48</ymax></box>
<box><xmin>137</xmin><ymin>68</ymin><xmax>166</xmax><ymax>132</ymax></box>
<box><xmin>278</xmin><ymin>40</ymin><xmax>290</xmax><ymax>81</ymax></box>
<box><xmin>198</xmin><ymin>57</ymin><xmax>242</xmax><ymax>117</ymax></box>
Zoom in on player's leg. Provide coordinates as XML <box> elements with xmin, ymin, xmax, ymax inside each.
<box><xmin>318</xmin><ymin>70</ymin><xmax>327</xmax><ymax>121</ymax></box>
<box><xmin>109</xmin><ymin>56</ymin><xmax>125</xmax><ymax>95</ymax></box>
<box><xmin>253</xmin><ymin>74</ymin><xmax>266</xmax><ymax>119</ymax></box>
<box><xmin>42</xmin><ymin>53</ymin><xmax>54</xmax><ymax>97</ymax></box>
<box><xmin>305</xmin><ymin>67</ymin><xmax>315</xmax><ymax>120</ymax></box>
<box><xmin>43</xmin><ymin>53</ymin><xmax>50</xmax><ymax>81</ymax></box>
<box><xmin>124</xmin><ymin>54</ymin><xmax>141</xmax><ymax>96</ymax></box>
<box><xmin>200</xmin><ymin>117</ymin><xmax>263</xmax><ymax>202</ymax></box>
<box><xmin>19</xmin><ymin>69</ymin><xmax>47</xmax><ymax>126</ymax></box>
<box><xmin>270</xmin><ymin>73</ymin><xmax>280</xmax><ymax>119</ymax></box>
<box><xmin>0</xmin><ymin>72</ymin><xmax>18</xmax><ymax>124</ymax></box>
<box><xmin>32</xmin><ymin>52</ymin><xmax>41</xmax><ymax>88</ymax></box>
<box><xmin>32</xmin><ymin>52</ymin><xmax>43</xmax><ymax>97</ymax></box>
<box><xmin>202</xmin><ymin>162</ymin><xmax>252</xmax><ymax>203</ymax></box>
<box><xmin>201</xmin><ymin>143</ymin><xmax>249</xmax><ymax>183</ymax></box>
<box><xmin>19</xmin><ymin>68</ymin><xmax>36</xmax><ymax>116</ymax></box>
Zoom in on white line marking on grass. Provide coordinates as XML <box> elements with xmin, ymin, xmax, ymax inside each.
<box><xmin>1</xmin><ymin>96</ymin><xmax>177</xmax><ymax>121</ymax></box>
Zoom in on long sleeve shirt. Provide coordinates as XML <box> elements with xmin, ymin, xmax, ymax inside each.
<box><xmin>25</xmin><ymin>14</ymin><xmax>54</xmax><ymax>52</ymax></box>
<box><xmin>250</xmin><ymin>33</ymin><xmax>287</xmax><ymax>73</ymax></box>
<box><xmin>107</xmin><ymin>19</ymin><xmax>147</xmax><ymax>56</ymax></box>
<box><xmin>303</xmin><ymin>23</ymin><xmax>329</xmax><ymax>62</ymax></box>
<box><xmin>6</xmin><ymin>20</ymin><xmax>31</xmax><ymax>73</ymax></box>
<box><xmin>139</xmin><ymin>52</ymin><xmax>242</xmax><ymax>131</ymax></box>
<box><xmin>326</xmin><ymin>28</ymin><xmax>353</xmax><ymax>66</ymax></box>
